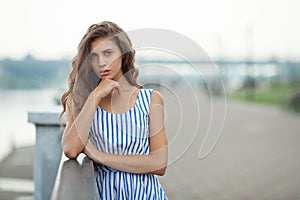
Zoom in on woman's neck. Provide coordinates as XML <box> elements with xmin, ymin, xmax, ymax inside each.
<box><xmin>115</xmin><ymin>76</ymin><xmax>136</xmax><ymax>92</ymax></box>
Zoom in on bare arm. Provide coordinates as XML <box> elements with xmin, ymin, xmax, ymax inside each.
<box><xmin>62</xmin><ymin>79</ymin><xmax>120</xmax><ymax>159</ymax></box>
<box><xmin>84</xmin><ymin>91</ymin><xmax>168</xmax><ymax>176</ymax></box>
<box><xmin>61</xmin><ymin>91</ymin><xmax>99</xmax><ymax>159</ymax></box>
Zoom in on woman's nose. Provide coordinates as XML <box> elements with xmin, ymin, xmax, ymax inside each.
<box><xmin>98</xmin><ymin>55</ymin><xmax>107</xmax><ymax>67</ymax></box>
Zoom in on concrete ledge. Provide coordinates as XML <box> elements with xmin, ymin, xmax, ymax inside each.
<box><xmin>28</xmin><ymin>109</ymin><xmax>65</xmax><ymax>200</ymax></box>
<box><xmin>28</xmin><ymin>108</ymin><xmax>66</xmax><ymax>125</ymax></box>
<box><xmin>28</xmin><ymin>109</ymin><xmax>96</xmax><ymax>200</ymax></box>
<box><xmin>51</xmin><ymin>153</ymin><xmax>97</xmax><ymax>200</ymax></box>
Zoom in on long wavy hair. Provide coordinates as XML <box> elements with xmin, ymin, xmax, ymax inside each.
<box><xmin>59</xmin><ymin>21</ymin><xmax>141</xmax><ymax>122</ymax></box>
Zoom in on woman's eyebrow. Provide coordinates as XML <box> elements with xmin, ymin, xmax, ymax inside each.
<box><xmin>102</xmin><ymin>48</ymin><xmax>113</xmax><ymax>52</ymax></box>
<box><xmin>91</xmin><ymin>48</ymin><xmax>113</xmax><ymax>53</ymax></box>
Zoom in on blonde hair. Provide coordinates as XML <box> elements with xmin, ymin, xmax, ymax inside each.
<box><xmin>59</xmin><ymin>21</ymin><xmax>141</xmax><ymax>122</ymax></box>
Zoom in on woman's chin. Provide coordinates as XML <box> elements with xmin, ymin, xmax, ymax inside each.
<box><xmin>101</xmin><ymin>76</ymin><xmax>112</xmax><ymax>80</ymax></box>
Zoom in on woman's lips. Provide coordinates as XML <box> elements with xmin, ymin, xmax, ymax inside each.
<box><xmin>100</xmin><ymin>69</ymin><xmax>110</xmax><ymax>77</ymax></box>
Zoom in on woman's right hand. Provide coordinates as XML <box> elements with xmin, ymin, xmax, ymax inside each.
<box><xmin>94</xmin><ymin>79</ymin><xmax>121</xmax><ymax>102</ymax></box>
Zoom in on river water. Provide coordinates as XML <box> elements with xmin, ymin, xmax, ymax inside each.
<box><xmin>0</xmin><ymin>89</ymin><xmax>61</xmax><ymax>161</ymax></box>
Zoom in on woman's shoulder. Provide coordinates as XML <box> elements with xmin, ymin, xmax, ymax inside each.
<box><xmin>147</xmin><ymin>89</ymin><xmax>164</xmax><ymax>106</ymax></box>
<box><xmin>138</xmin><ymin>88</ymin><xmax>163</xmax><ymax>105</ymax></box>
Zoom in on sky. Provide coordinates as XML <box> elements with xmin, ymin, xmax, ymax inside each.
<box><xmin>0</xmin><ymin>0</ymin><xmax>299</xmax><ymax>60</ymax></box>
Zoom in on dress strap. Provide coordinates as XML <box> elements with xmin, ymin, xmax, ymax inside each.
<box><xmin>137</xmin><ymin>89</ymin><xmax>154</xmax><ymax>115</ymax></box>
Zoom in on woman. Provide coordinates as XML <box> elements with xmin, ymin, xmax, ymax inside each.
<box><xmin>59</xmin><ymin>21</ymin><xmax>168</xmax><ymax>199</ymax></box>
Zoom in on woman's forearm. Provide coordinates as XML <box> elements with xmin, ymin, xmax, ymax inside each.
<box><xmin>102</xmin><ymin>152</ymin><xmax>167</xmax><ymax>176</ymax></box>
<box><xmin>86</xmin><ymin>143</ymin><xmax>168</xmax><ymax>176</ymax></box>
<box><xmin>62</xmin><ymin>80</ymin><xmax>121</xmax><ymax>159</ymax></box>
<box><xmin>62</xmin><ymin>91</ymin><xmax>100</xmax><ymax>158</ymax></box>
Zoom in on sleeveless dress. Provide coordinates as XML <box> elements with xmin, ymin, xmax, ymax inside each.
<box><xmin>88</xmin><ymin>89</ymin><xmax>168</xmax><ymax>200</ymax></box>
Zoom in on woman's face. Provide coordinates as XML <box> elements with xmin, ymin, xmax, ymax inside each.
<box><xmin>90</xmin><ymin>38</ymin><xmax>123</xmax><ymax>81</ymax></box>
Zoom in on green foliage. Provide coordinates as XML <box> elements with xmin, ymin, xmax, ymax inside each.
<box><xmin>229</xmin><ymin>80</ymin><xmax>300</xmax><ymax>113</ymax></box>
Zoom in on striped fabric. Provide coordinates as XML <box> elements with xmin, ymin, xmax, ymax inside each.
<box><xmin>89</xmin><ymin>89</ymin><xmax>168</xmax><ymax>200</ymax></box>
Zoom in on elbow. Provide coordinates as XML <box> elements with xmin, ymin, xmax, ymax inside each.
<box><xmin>62</xmin><ymin>142</ymin><xmax>80</xmax><ymax>159</ymax></box>
<box><xmin>152</xmin><ymin>159</ymin><xmax>167</xmax><ymax>176</ymax></box>
<box><xmin>61</xmin><ymin>136</ymin><xmax>82</xmax><ymax>159</ymax></box>
<box><xmin>63</xmin><ymin>148</ymin><xmax>79</xmax><ymax>159</ymax></box>
<box><xmin>155</xmin><ymin>167</ymin><xmax>167</xmax><ymax>176</ymax></box>
<box><xmin>150</xmin><ymin>153</ymin><xmax>168</xmax><ymax>176</ymax></box>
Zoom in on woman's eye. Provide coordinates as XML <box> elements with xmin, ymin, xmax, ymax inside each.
<box><xmin>90</xmin><ymin>53</ymin><xmax>99</xmax><ymax>60</ymax></box>
<box><xmin>103</xmin><ymin>51</ymin><xmax>112</xmax><ymax>56</ymax></box>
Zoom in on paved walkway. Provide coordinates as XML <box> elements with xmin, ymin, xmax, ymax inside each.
<box><xmin>0</xmin><ymin>146</ymin><xmax>34</xmax><ymax>200</ymax></box>
<box><xmin>1</xmin><ymin>89</ymin><xmax>300</xmax><ymax>200</ymax></box>
<box><xmin>159</xmin><ymin>89</ymin><xmax>300</xmax><ymax>200</ymax></box>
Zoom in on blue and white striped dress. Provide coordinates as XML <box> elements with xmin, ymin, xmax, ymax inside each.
<box><xmin>89</xmin><ymin>89</ymin><xmax>168</xmax><ymax>200</ymax></box>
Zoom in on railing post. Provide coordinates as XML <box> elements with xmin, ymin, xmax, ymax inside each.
<box><xmin>28</xmin><ymin>109</ymin><xmax>65</xmax><ymax>200</ymax></box>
